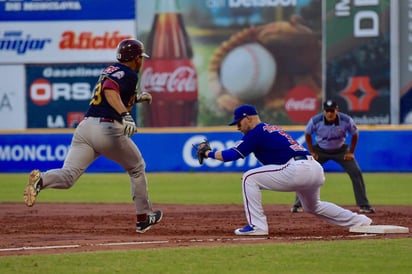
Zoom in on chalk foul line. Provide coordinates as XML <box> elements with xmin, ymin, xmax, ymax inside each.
<box><xmin>0</xmin><ymin>234</ymin><xmax>377</xmax><ymax>253</ymax></box>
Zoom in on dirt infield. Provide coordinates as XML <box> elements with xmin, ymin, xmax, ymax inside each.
<box><xmin>0</xmin><ymin>203</ymin><xmax>410</xmax><ymax>256</ymax></box>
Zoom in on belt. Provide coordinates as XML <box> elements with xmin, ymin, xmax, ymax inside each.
<box><xmin>293</xmin><ymin>155</ymin><xmax>309</xmax><ymax>161</ymax></box>
<box><xmin>99</xmin><ymin>117</ymin><xmax>114</xmax><ymax>123</ymax></box>
<box><xmin>316</xmin><ymin>144</ymin><xmax>347</xmax><ymax>154</ymax></box>
<box><xmin>84</xmin><ymin>117</ymin><xmax>115</xmax><ymax>123</ymax></box>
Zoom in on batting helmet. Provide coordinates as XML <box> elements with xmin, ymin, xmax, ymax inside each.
<box><xmin>116</xmin><ymin>39</ymin><xmax>149</xmax><ymax>62</ymax></box>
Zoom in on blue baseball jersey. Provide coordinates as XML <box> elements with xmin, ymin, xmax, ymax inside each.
<box><xmin>305</xmin><ymin>112</ymin><xmax>358</xmax><ymax>150</ymax></box>
<box><xmin>226</xmin><ymin>123</ymin><xmax>309</xmax><ymax>165</ymax></box>
<box><xmin>86</xmin><ymin>63</ymin><xmax>138</xmax><ymax>122</ymax></box>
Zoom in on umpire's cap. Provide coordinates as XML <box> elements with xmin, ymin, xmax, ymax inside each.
<box><xmin>228</xmin><ymin>104</ymin><xmax>258</xmax><ymax>125</ymax></box>
<box><xmin>116</xmin><ymin>39</ymin><xmax>149</xmax><ymax>62</ymax></box>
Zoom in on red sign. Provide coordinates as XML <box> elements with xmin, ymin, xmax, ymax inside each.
<box><xmin>284</xmin><ymin>85</ymin><xmax>319</xmax><ymax>124</ymax></box>
<box><xmin>339</xmin><ymin>76</ymin><xmax>379</xmax><ymax>112</ymax></box>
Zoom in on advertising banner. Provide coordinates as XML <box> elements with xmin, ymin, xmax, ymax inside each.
<box><xmin>325</xmin><ymin>0</ymin><xmax>390</xmax><ymax>124</ymax></box>
<box><xmin>398</xmin><ymin>0</ymin><xmax>412</xmax><ymax>124</ymax></box>
<box><xmin>0</xmin><ymin>0</ymin><xmax>135</xmax><ymax>64</ymax></box>
<box><xmin>136</xmin><ymin>0</ymin><xmax>323</xmax><ymax>126</ymax></box>
<box><xmin>0</xmin><ymin>0</ymin><xmax>134</xmax><ymax>21</ymax></box>
<box><xmin>0</xmin><ymin>21</ymin><xmax>134</xmax><ymax>64</ymax></box>
<box><xmin>0</xmin><ymin>65</ymin><xmax>26</xmax><ymax>129</ymax></box>
<box><xmin>1</xmin><ymin>129</ymin><xmax>412</xmax><ymax>173</ymax></box>
<box><xmin>26</xmin><ymin>64</ymin><xmax>110</xmax><ymax>128</ymax></box>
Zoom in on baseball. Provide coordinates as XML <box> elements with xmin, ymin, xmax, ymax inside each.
<box><xmin>220</xmin><ymin>43</ymin><xmax>276</xmax><ymax>101</ymax></box>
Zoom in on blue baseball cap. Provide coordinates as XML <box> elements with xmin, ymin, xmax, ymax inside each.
<box><xmin>228</xmin><ymin>104</ymin><xmax>258</xmax><ymax>125</ymax></box>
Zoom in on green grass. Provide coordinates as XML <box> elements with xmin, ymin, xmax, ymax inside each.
<box><xmin>2</xmin><ymin>172</ymin><xmax>411</xmax><ymax>205</ymax></box>
<box><xmin>0</xmin><ymin>239</ymin><xmax>411</xmax><ymax>274</ymax></box>
<box><xmin>1</xmin><ymin>172</ymin><xmax>411</xmax><ymax>273</ymax></box>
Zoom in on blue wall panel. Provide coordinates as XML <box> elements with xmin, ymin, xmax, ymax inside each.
<box><xmin>1</xmin><ymin>130</ymin><xmax>411</xmax><ymax>173</ymax></box>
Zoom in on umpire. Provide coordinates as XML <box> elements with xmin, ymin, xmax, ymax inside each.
<box><xmin>291</xmin><ymin>100</ymin><xmax>375</xmax><ymax>214</ymax></box>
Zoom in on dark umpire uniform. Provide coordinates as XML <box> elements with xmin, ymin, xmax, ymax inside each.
<box><xmin>291</xmin><ymin>100</ymin><xmax>375</xmax><ymax>214</ymax></box>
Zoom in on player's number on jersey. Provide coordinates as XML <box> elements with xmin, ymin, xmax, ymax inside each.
<box><xmin>90</xmin><ymin>80</ymin><xmax>103</xmax><ymax>105</ymax></box>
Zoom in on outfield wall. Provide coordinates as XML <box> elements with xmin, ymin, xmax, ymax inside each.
<box><xmin>1</xmin><ymin>126</ymin><xmax>411</xmax><ymax>173</ymax></box>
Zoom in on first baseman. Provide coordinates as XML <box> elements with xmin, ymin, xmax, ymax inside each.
<box><xmin>196</xmin><ymin>104</ymin><xmax>372</xmax><ymax>235</ymax></box>
<box><xmin>23</xmin><ymin>39</ymin><xmax>162</xmax><ymax>233</ymax></box>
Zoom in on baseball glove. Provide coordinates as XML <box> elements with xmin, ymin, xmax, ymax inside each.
<box><xmin>208</xmin><ymin>15</ymin><xmax>321</xmax><ymax>112</ymax></box>
<box><xmin>194</xmin><ymin>140</ymin><xmax>211</xmax><ymax>165</ymax></box>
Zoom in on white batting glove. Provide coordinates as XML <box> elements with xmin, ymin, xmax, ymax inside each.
<box><xmin>135</xmin><ymin>92</ymin><xmax>152</xmax><ymax>104</ymax></box>
<box><xmin>121</xmin><ymin>112</ymin><xmax>137</xmax><ymax>137</ymax></box>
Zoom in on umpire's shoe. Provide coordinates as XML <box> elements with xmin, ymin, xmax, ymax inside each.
<box><xmin>23</xmin><ymin>169</ymin><xmax>43</xmax><ymax>207</ymax></box>
<box><xmin>136</xmin><ymin>210</ymin><xmax>163</xmax><ymax>233</ymax></box>
<box><xmin>359</xmin><ymin>206</ymin><xmax>375</xmax><ymax>214</ymax></box>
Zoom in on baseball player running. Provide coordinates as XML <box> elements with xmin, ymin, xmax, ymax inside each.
<box><xmin>196</xmin><ymin>104</ymin><xmax>372</xmax><ymax>235</ymax></box>
<box><xmin>291</xmin><ymin>100</ymin><xmax>374</xmax><ymax>214</ymax></box>
<box><xmin>23</xmin><ymin>39</ymin><xmax>162</xmax><ymax>233</ymax></box>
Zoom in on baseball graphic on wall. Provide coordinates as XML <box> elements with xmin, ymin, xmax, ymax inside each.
<box><xmin>220</xmin><ymin>43</ymin><xmax>276</xmax><ymax>101</ymax></box>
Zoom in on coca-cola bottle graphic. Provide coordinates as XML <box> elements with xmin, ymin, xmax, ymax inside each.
<box><xmin>141</xmin><ymin>0</ymin><xmax>198</xmax><ymax>127</ymax></box>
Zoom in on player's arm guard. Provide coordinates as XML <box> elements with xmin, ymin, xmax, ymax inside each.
<box><xmin>135</xmin><ymin>92</ymin><xmax>152</xmax><ymax>104</ymax></box>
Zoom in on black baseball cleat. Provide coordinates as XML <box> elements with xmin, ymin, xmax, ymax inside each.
<box><xmin>359</xmin><ymin>206</ymin><xmax>375</xmax><ymax>214</ymax></box>
<box><xmin>290</xmin><ymin>206</ymin><xmax>304</xmax><ymax>213</ymax></box>
<box><xmin>23</xmin><ymin>169</ymin><xmax>43</xmax><ymax>207</ymax></box>
<box><xmin>136</xmin><ymin>210</ymin><xmax>163</xmax><ymax>233</ymax></box>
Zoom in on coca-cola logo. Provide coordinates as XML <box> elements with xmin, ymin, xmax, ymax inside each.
<box><xmin>285</xmin><ymin>98</ymin><xmax>317</xmax><ymax>111</ymax></box>
<box><xmin>284</xmin><ymin>85</ymin><xmax>319</xmax><ymax>124</ymax></box>
<box><xmin>141</xmin><ymin>66</ymin><xmax>197</xmax><ymax>93</ymax></box>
